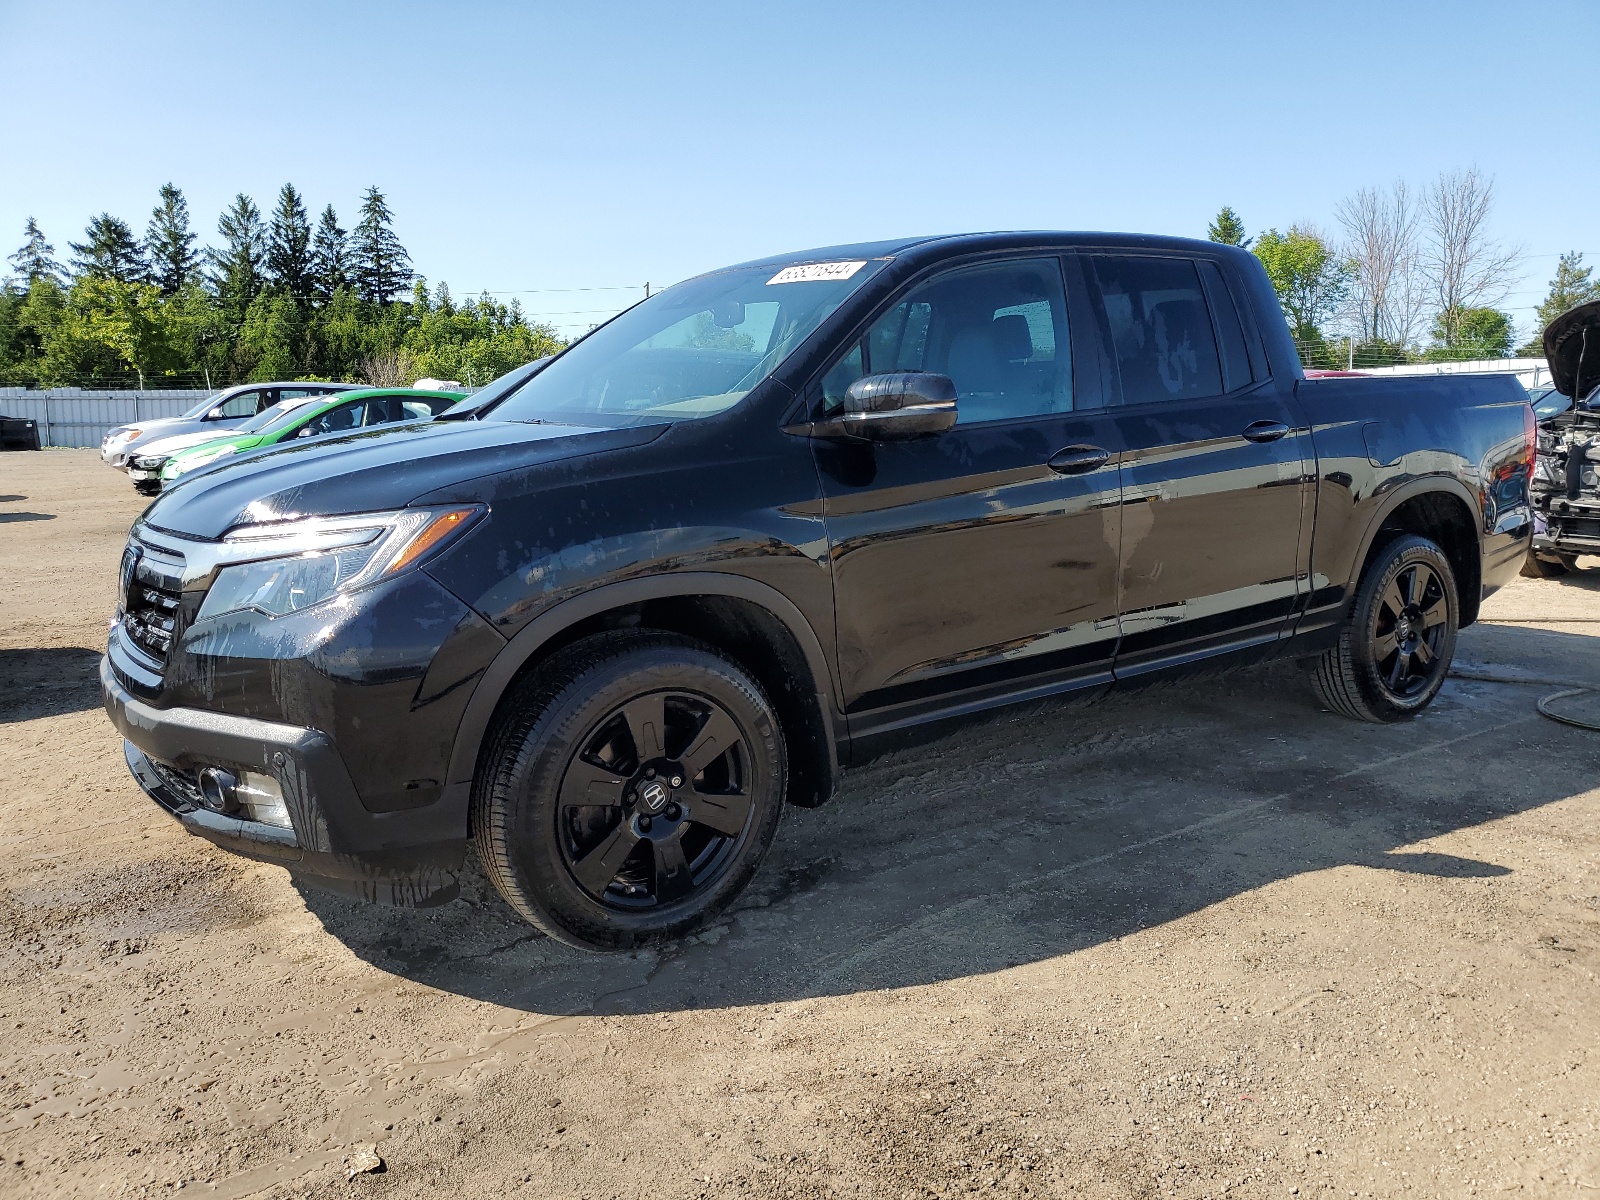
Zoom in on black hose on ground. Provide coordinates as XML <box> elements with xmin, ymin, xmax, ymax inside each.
<box><xmin>1536</xmin><ymin>687</ymin><xmax>1600</xmax><ymax>732</ymax></box>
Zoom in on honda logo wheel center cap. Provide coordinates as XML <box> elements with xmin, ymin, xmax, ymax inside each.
<box><xmin>639</xmin><ymin>780</ymin><xmax>671</xmax><ymax>814</ymax></box>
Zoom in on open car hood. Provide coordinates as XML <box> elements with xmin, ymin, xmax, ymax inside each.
<box><xmin>1543</xmin><ymin>300</ymin><xmax>1600</xmax><ymax>402</ymax></box>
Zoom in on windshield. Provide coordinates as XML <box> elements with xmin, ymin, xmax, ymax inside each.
<box><xmin>489</xmin><ymin>259</ymin><xmax>888</xmax><ymax>426</ymax></box>
<box><xmin>1530</xmin><ymin>386</ymin><xmax>1572</xmax><ymax>419</ymax></box>
<box><xmin>239</xmin><ymin>396</ymin><xmax>322</xmax><ymax>434</ymax></box>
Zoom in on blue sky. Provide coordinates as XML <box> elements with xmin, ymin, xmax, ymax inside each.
<box><xmin>2</xmin><ymin>0</ymin><xmax>1594</xmax><ymax>338</ymax></box>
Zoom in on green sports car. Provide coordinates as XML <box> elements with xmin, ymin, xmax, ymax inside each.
<box><xmin>127</xmin><ymin>387</ymin><xmax>467</xmax><ymax>494</ymax></box>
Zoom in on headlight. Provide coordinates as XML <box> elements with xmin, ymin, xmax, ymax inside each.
<box><xmin>106</xmin><ymin>427</ymin><xmax>139</xmax><ymax>446</ymax></box>
<box><xmin>132</xmin><ymin>455</ymin><xmax>169</xmax><ymax>471</ymax></box>
<box><xmin>169</xmin><ymin>446</ymin><xmax>235</xmax><ymax>476</ymax></box>
<box><xmin>196</xmin><ymin>507</ymin><xmax>482</xmax><ymax>621</ymax></box>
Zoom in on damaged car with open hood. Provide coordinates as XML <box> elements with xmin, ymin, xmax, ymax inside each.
<box><xmin>1525</xmin><ymin>301</ymin><xmax>1600</xmax><ymax>576</ymax></box>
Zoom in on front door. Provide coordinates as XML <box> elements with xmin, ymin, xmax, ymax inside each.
<box><xmin>811</xmin><ymin>255</ymin><xmax>1124</xmax><ymax>736</ymax></box>
<box><xmin>1080</xmin><ymin>252</ymin><xmax>1310</xmax><ymax>675</ymax></box>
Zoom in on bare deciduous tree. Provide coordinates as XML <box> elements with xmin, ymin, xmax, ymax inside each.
<box><xmin>358</xmin><ymin>351</ymin><xmax>414</xmax><ymax>387</ymax></box>
<box><xmin>1421</xmin><ymin>167</ymin><xmax>1522</xmax><ymax>346</ymax></box>
<box><xmin>1336</xmin><ymin>181</ymin><xmax>1426</xmax><ymax>346</ymax></box>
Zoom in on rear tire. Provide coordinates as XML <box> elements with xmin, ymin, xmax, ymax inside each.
<box><xmin>1520</xmin><ymin>551</ymin><xmax>1570</xmax><ymax>578</ymax></box>
<box><xmin>1312</xmin><ymin>534</ymin><xmax>1458</xmax><ymax>723</ymax></box>
<box><xmin>472</xmin><ymin>632</ymin><xmax>786</xmax><ymax>952</ymax></box>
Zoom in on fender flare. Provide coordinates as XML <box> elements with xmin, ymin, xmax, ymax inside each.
<box><xmin>444</xmin><ymin>572</ymin><xmax>843</xmax><ymax>790</ymax></box>
<box><xmin>1347</xmin><ymin>473</ymin><xmax>1483</xmax><ymax>614</ymax></box>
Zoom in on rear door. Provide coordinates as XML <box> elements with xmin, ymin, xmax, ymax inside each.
<box><xmin>812</xmin><ymin>254</ymin><xmax>1124</xmax><ymax>733</ymax></box>
<box><xmin>1080</xmin><ymin>252</ymin><xmax>1311</xmax><ymax>675</ymax></box>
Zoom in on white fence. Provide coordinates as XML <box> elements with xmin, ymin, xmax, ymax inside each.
<box><xmin>0</xmin><ymin>388</ymin><xmax>215</xmax><ymax>448</ymax></box>
<box><xmin>1355</xmin><ymin>357</ymin><xmax>1554</xmax><ymax>391</ymax></box>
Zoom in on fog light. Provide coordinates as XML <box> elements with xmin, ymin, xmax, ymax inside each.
<box><xmin>236</xmin><ymin>771</ymin><xmax>291</xmax><ymax>828</ymax></box>
<box><xmin>197</xmin><ymin>767</ymin><xmax>240</xmax><ymax>814</ymax></box>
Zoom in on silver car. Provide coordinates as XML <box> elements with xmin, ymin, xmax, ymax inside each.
<box><xmin>100</xmin><ymin>382</ymin><xmax>355</xmax><ymax>467</ymax></box>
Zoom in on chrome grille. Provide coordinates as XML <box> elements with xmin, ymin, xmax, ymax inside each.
<box><xmin>115</xmin><ymin>534</ymin><xmax>188</xmax><ymax>679</ymax></box>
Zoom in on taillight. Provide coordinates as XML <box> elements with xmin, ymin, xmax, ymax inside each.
<box><xmin>1524</xmin><ymin>402</ymin><xmax>1538</xmax><ymax>480</ymax></box>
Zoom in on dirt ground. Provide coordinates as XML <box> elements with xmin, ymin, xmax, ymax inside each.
<box><xmin>2</xmin><ymin>449</ymin><xmax>1597</xmax><ymax>1200</ymax></box>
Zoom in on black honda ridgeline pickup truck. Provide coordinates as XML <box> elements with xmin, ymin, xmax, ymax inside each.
<box><xmin>103</xmin><ymin>233</ymin><xmax>1536</xmax><ymax>950</ymax></box>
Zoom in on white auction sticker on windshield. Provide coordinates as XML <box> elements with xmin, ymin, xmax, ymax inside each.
<box><xmin>767</xmin><ymin>260</ymin><xmax>867</xmax><ymax>285</ymax></box>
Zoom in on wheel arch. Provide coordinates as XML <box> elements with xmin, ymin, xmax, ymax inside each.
<box><xmin>1349</xmin><ymin>477</ymin><xmax>1483</xmax><ymax>627</ymax></box>
<box><xmin>446</xmin><ymin>573</ymin><xmax>843</xmax><ymax>813</ymax></box>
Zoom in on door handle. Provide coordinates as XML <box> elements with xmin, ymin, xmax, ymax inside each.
<box><xmin>1241</xmin><ymin>420</ymin><xmax>1291</xmax><ymax>443</ymax></box>
<box><xmin>1047</xmin><ymin>445</ymin><xmax>1112</xmax><ymax>474</ymax></box>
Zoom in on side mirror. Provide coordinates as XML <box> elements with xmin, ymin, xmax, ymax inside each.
<box><xmin>838</xmin><ymin>372</ymin><xmax>958</xmax><ymax>439</ymax></box>
<box><xmin>296</xmin><ymin>426</ymin><xmax>317</xmax><ymax>438</ymax></box>
<box><xmin>207</xmin><ymin>407</ymin><xmax>225</xmax><ymax>420</ymax></box>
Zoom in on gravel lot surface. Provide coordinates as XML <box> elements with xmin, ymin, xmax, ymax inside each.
<box><xmin>2</xmin><ymin>450</ymin><xmax>1597</xmax><ymax>1199</ymax></box>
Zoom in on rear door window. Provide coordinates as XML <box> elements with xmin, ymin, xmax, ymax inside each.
<box><xmin>1088</xmin><ymin>256</ymin><xmax>1224</xmax><ymax>405</ymax></box>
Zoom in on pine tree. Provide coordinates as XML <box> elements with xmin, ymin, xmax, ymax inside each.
<box><xmin>69</xmin><ymin>214</ymin><xmax>149</xmax><ymax>284</ymax></box>
<box><xmin>266</xmin><ymin>183</ymin><xmax>314</xmax><ymax>305</ymax></box>
<box><xmin>1534</xmin><ymin>252</ymin><xmax>1600</xmax><ymax>330</ymax></box>
<box><xmin>1207</xmin><ymin>206</ymin><xmax>1251</xmax><ymax>248</ymax></box>
<box><xmin>211</xmin><ymin>193</ymin><xmax>266</xmax><ymax>316</ymax></box>
<box><xmin>310</xmin><ymin>205</ymin><xmax>349</xmax><ymax>305</ymax></box>
<box><xmin>144</xmin><ymin>184</ymin><xmax>202</xmax><ymax>295</ymax></box>
<box><xmin>7</xmin><ymin>217</ymin><xmax>63</xmax><ymax>285</ymax></box>
<box><xmin>351</xmin><ymin>186</ymin><xmax>413</xmax><ymax>304</ymax></box>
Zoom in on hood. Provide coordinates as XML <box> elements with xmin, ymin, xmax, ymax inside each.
<box><xmin>143</xmin><ymin>417</ymin><xmax>667</xmax><ymax>540</ymax></box>
<box><xmin>139</xmin><ymin>428</ymin><xmax>243</xmax><ymax>458</ymax></box>
<box><xmin>114</xmin><ymin>415</ymin><xmax>188</xmax><ymax>438</ymax></box>
<box><xmin>1542</xmin><ymin>300</ymin><xmax>1600</xmax><ymax>402</ymax></box>
<box><xmin>168</xmin><ymin>431</ymin><xmax>263</xmax><ymax>462</ymax></box>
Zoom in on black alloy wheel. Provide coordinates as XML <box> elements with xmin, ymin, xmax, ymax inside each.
<box><xmin>1311</xmin><ymin>533</ymin><xmax>1458</xmax><ymax>723</ymax></box>
<box><xmin>473</xmin><ymin>632</ymin><xmax>786</xmax><ymax>951</ymax></box>
<box><xmin>558</xmin><ymin>690</ymin><xmax>756</xmax><ymax>910</ymax></box>
<box><xmin>1368</xmin><ymin>560</ymin><xmax>1449</xmax><ymax>700</ymax></box>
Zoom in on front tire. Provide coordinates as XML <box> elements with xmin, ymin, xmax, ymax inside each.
<box><xmin>1520</xmin><ymin>551</ymin><xmax>1571</xmax><ymax>578</ymax></box>
<box><xmin>472</xmin><ymin>632</ymin><xmax>786</xmax><ymax>951</ymax></box>
<box><xmin>1312</xmin><ymin>534</ymin><xmax>1458</xmax><ymax>722</ymax></box>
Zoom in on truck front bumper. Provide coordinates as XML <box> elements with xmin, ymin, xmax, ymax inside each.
<box><xmin>104</xmin><ymin>657</ymin><xmax>465</xmax><ymax>906</ymax></box>
<box><xmin>1533</xmin><ymin>504</ymin><xmax>1600</xmax><ymax>557</ymax></box>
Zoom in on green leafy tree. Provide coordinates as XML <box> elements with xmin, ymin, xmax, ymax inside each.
<box><xmin>1253</xmin><ymin>226</ymin><xmax>1352</xmax><ymax>347</ymax></box>
<box><xmin>266</xmin><ymin>183</ymin><xmax>314</xmax><ymax>305</ymax></box>
<box><xmin>164</xmin><ymin>281</ymin><xmax>233</xmax><ymax>385</ymax></box>
<box><xmin>145</xmin><ymin>184</ymin><xmax>202</xmax><ymax>295</ymax></box>
<box><xmin>310</xmin><ymin>205</ymin><xmax>348</xmax><ymax>305</ymax></box>
<box><xmin>1426</xmin><ymin>306</ymin><xmax>1513</xmax><ymax>361</ymax></box>
<box><xmin>0</xmin><ymin>278</ymin><xmax>67</xmax><ymax>385</ymax></box>
<box><xmin>238</xmin><ymin>290</ymin><xmax>306</xmax><ymax>380</ymax></box>
<box><xmin>351</xmin><ymin>186</ymin><xmax>412</xmax><ymax>304</ymax></box>
<box><xmin>8</xmin><ymin>218</ymin><xmax>64</xmax><ymax>286</ymax></box>
<box><xmin>1207</xmin><ymin>205</ymin><xmax>1250</xmax><ymax>248</ymax></box>
<box><xmin>401</xmin><ymin>282</ymin><xmax>562</xmax><ymax>385</ymax></box>
<box><xmin>211</xmin><ymin>194</ymin><xmax>266</xmax><ymax>317</ymax></box>
<box><xmin>40</xmin><ymin>277</ymin><xmax>178</xmax><ymax>387</ymax></box>
<box><xmin>69</xmin><ymin>214</ymin><xmax>149</xmax><ymax>284</ymax></box>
